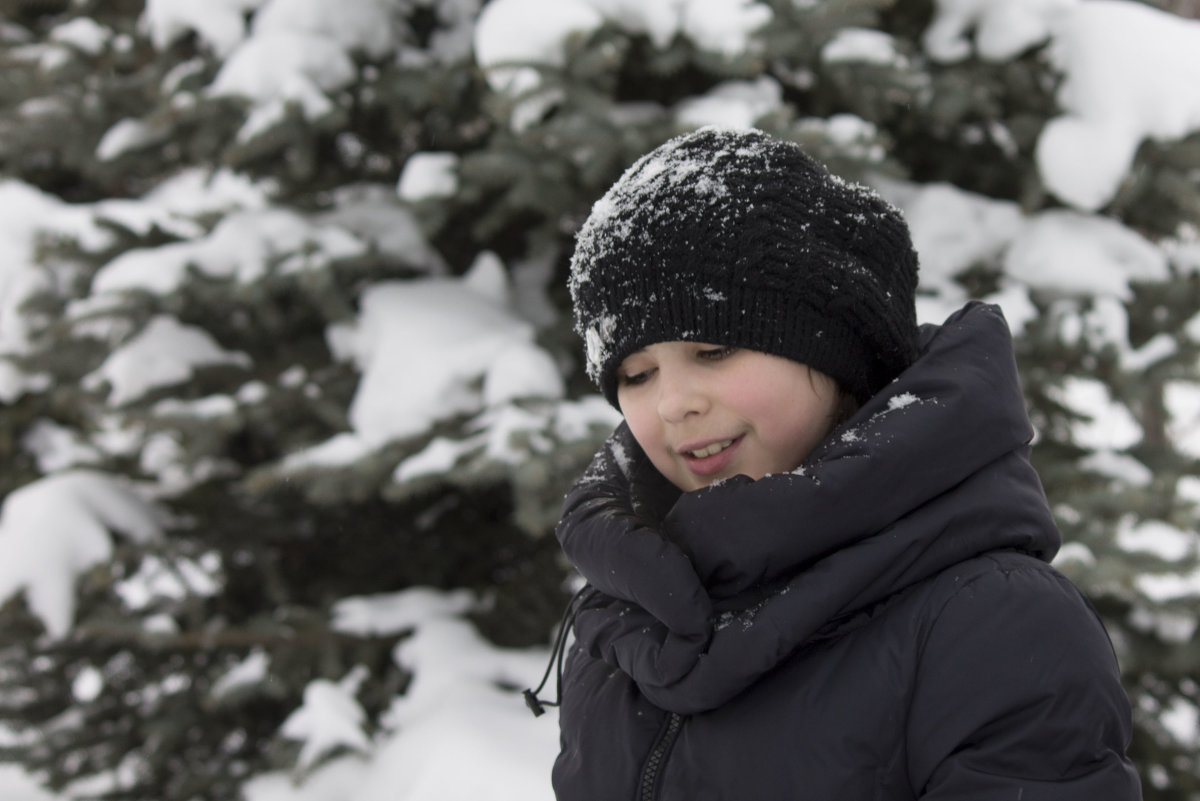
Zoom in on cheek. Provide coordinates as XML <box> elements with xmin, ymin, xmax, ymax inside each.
<box><xmin>618</xmin><ymin>398</ymin><xmax>660</xmax><ymax>452</ymax></box>
<box><xmin>786</xmin><ymin>396</ymin><xmax>838</xmax><ymax>449</ymax></box>
<box><xmin>736</xmin><ymin>379</ymin><xmax>837</xmax><ymax>455</ymax></box>
<box><xmin>621</xmin><ymin>408</ymin><xmax>685</xmax><ymax>486</ymax></box>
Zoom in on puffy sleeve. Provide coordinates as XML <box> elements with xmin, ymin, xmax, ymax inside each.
<box><xmin>907</xmin><ymin>555</ymin><xmax>1142</xmax><ymax>800</ymax></box>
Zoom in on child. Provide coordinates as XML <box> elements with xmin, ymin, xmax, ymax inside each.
<box><xmin>531</xmin><ymin>127</ymin><xmax>1142</xmax><ymax>800</ymax></box>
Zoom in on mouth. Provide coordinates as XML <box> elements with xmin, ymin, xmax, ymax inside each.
<box><xmin>678</xmin><ymin>435</ymin><xmax>743</xmax><ymax>479</ymax></box>
<box><xmin>683</xmin><ymin>439</ymin><xmax>736</xmax><ymax>458</ymax></box>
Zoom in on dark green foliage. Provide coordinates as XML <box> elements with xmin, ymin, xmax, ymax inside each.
<box><xmin>0</xmin><ymin>1</ymin><xmax>1198</xmax><ymax>798</ymax></box>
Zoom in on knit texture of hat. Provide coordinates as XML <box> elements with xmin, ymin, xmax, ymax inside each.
<box><xmin>569</xmin><ymin>126</ymin><xmax>920</xmax><ymax>407</ymax></box>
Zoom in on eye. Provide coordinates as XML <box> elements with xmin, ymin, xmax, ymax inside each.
<box><xmin>697</xmin><ymin>346</ymin><xmax>738</xmax><ymax>361</ymax></box>
<box><xmin>618</xmin><ymin>367</ymin><xmax>654</xmax><ymax>387</ymax></box>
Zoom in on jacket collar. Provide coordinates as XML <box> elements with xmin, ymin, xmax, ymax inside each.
<box><xmin>561</xmin><ymin>303</ymin><xmax>1060</xmax><ymax>714</ymax></box>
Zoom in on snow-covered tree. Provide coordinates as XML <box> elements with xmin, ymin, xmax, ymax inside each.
<box><xmin>0</xmin><ymin>0</ymin><xmax>1198</xmax><ymax>799</ymax></box>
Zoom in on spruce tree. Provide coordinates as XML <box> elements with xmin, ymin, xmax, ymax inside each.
<box><xmin>0</xmin><ymin>0</ymin><xmax>1197</xmax><ymax>799</ymax></box>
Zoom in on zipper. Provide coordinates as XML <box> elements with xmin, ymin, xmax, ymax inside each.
<box><xmin>638</xmin><ymin>712</ymin><xmax>683</xmax><ymax>801</ymax></box>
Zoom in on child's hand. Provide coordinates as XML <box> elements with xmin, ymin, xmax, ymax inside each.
<box><xmin>575</xmin><ymin>422</ymin><xmax>678</xmax><ymax>523</ymax></box>
<box><xmin>555</xmin><ymin>421</ymin><xmax>709</xmax><ymax>638</ymax></box>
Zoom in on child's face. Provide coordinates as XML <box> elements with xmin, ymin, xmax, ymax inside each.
<box><xmin>616</xmin><ymin>342</ymin><xmax>841</xmax><ymax>492</ymax></box>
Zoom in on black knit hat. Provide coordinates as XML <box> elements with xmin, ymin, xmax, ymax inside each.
<box><xmin>569</xmin><ymin>126</ymin><xmax>920</xmax><ymax>406</ymax></box>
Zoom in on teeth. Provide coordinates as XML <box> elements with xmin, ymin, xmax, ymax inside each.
<box><xmin>688</xmin><ymin>439</ymin><xmax>734</xmax><ymax>458</ymax></box>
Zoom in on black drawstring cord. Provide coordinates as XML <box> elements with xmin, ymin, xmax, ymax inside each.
<box><xmin>524</xmin><ymin>585</ymin><xmax>591</xmax><ymax>717</ymax></box>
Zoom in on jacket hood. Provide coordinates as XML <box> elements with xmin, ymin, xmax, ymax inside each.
<box><xmin>556</xmin><ymin>302</ymin><xmax>1061</xmax><ymax>715</ymax></box>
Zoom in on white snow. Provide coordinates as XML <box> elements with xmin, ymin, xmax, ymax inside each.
<box><xmin>1045</xmin><ymin>376</ymin><xmax>1142</xmax><ymax>451</ymax></box>
<box><xmin>49</xmin><ymin>17</ymin><xmax>111</xmax><ymax>54</ymax></box>
<box><xmin>675</xmin><ymin>76</ymin><xmax>783</xmax><ymax>130</ymax></box>
<box><xmin>91</xmin><ymin>208</ymin><xmax>365</xmax><ymax>296</ymax></box>
<box><xmin>1138</xmin><ymin>570</ymin><xmax>1200</xmax><ymax>603</ymax></box>
<box><xmin>1129</xmin><ymin>605</ymin><xmax>1197</xmax><ymax>644</ymax></box>
<box><xmin>1165</xmin><ymin>381</ymin><xmax>1200</xmax><ymax>459</ymax></box>
<box><xmin>822</xmin><ymin>28</ymin><xmax>903</xmax><ymax>66</ymax></box>
<box><xmin>0</xmin><ymin>471</ymin><xmax>161</xmax><ymax>637</ymax></box>
<box><xmin>392</xmin><ymin>393</ymin><xmax>621</xmax><ymax>483</ymax></box>
<box><xmin>72</xmin><ymin>666</ymin><xmax>104</xmax><ymax>703</ymax></box>
<box><xmin>0</xmin><ymin>362</ymin><xmax>50</xmax><ymax>404</ymax></box>
<box><xmin>552</xmin><ymin>395</ymin><xmax>622</xmax><ymax>440</ymax></box>
<box><xmin>797</xmin><ymin>114</ymin><xmax>886</xmax><ymax>162</ymax></box>
<box><xmin>1079</xmin><ymin>450</ymin><xmax>1153</xmax><ymax>487</ymax></box>
<box><xmin>474</xmin><ymin>0</ymin><xmax>772</xmax><ymax>98</ymax></box>
<box><xmin>1122</xmin><ymin>333</ymin><xmax>1176</xmax><ymax>372</ymax></box>
<box><xmin>162</xmin><ymin>57</ymin><xmax>207</xmax><ymax>93</ymax></box>
<box><xmin>392</xmin><ymin>402</ymin><xmax>559</xmax><ymax>483</ymax></box>
<box><xmin>329</xmin><ymin>254</ymin><xmax>562</xmax><ymax>448</ymax></box>
<box><xmin>96</xmin><ymin>118</ymin><xmax>161</xmax><ymax>161</ymax></box>
<box><xmin>1165</xmin><ymin>229</ymin><xmax>1200</xmax><ymax>278</ymax></box>
<box><xmin>1116</xmin><ymin>517</ymin><xmax>1198</xmax><ymax>562</ymax></box>
<box><xmin>394</xmin><ymin>437</ymin><xmax>482</xmax><ymax>483</ymax></box>
<box><xmin>474</xmin><ymin>0</ymin><xmax>603</xmax><ymax>94</ymax></box>
<box><xmin>881</xmin><ymin>181</ymin><xmax>1022</xmax><ymax>301</ymax></box>
<box><xmin>484</xmin><ymin>342</ymin><xmax>566</xmax><ymax>406</ymax></box>
<box><xmin>191</xmin><ymin>0</ymin><xmax>410</xmax><ymax>136</ymax></box>
<box><xmin>207</xmin><ymin>30</ymin><xmax>353</xmax><ymax>118</ymax></box>
<box><xmin>21</xmin><ymin>420</ymin><xmax>103</xmax><ymax>473</ymax></box>
<box><xmin>397</xmin><ymin>152</ymin><xmax>460</xmax><ymax>201</ymax></box>
<box><xmin>1161</xmin><ymin>696</ymin><xmax>1199</xmax><ymax>748</ymax></box>
<box><xmin>924</xmin><ymin>0</ymin><xmax>1070</xmax><ymax>63</ymax></box>
<box><xmin>1176</xmin><ymin>476</ymin><xmax>1200</xmax><ymax>505</ymax></box>
<box><xmin>281</xmin><ymin>666</ymin><xmax>372</xmax><ymax>770</ymax></box>
<box><xmin>281</xmin><ymin>433</ymin><xmax>374</xmax><ymax>472</ymax></box>
<box><xmin>879</xmin><ymin>179</ymin><xmax>1173</xmax><ymax>327</ymax></box>
<box><xmin>926</xmin><ymin>0</ymin><xmax>1200</xmax><ymax>210</ymax></box>
<box><xmin>1037</xmin><ymin>2</ymin><xmax>1200</xmax><ymax>210</ymax></box>
<box><xmin>82</xmin><ymin>315</ymin><xmax>252</xmax><ymax>406</ymax></box>
<box><xmin>268</xmin><ymin>588</ymin><xmax>558</xmax><ymax>801</ymax></box>
<box><xmin>137</xmin><ymin>167</ymin><xmax>271</xmax><ymax>217</ymax></box>
<box><xmin>113</xmin><ymin>553</ymin><xmax>221</xmax><ymax>610</ymax></box>
<box><xmin>251</xmin><ymin>0</ymin><xmax>400</xmax><ymax>60</ymax></box>
<box><xmin>1003</xmin><ymin>209</ymin><xmax>1167</xmax><ymax>299</ymax></box>
<box><xmin>677</xmin><ymin>0</ymin><xmax>772</xmax><ymax>57</ymax></box>
<box><xmin>152</xmin><ymin>394</ymin><xmax>240</xmax><ymax>419</ymax></box>
<box><xmin>1053</xmin><ymin>541</ymin><xmax>1096</xmax><ymax>568</ymax></box>
<box><xmin>138</xmin><ymin>432</ymin><xmax>232</xmax><ymax>495</ymax></box>
<box><xmin>141</xmin><ymin>0</ymin><xmax>266</xmax><ymax>57</ymax></box>
<box><xmin>3</xmin><ymin>0</ymin><xmax>1200</xmax><ymax>798</ymax></box>
<box><xmin>0</xmin><ymin>766</ymin><xmax>58</xmax><ymax>801</ymax></box>
<box><xmin>0</xmin><ymin>180</ymin><xmax>111</xmax><ymax>370</ymax></box>
<box><xmin>332</xmin><ymin>587</ymin><xmax>476</xmax><ymax>634</ymax></box>
<box><xmin>316</xmin><ymin>185</ymin><xmax>448</xmax><ymax>272</ymax></box>
<box><xmin>210</xmin><ymin>650</ymin><xmax>271</xmax><ymax>699</ymax></box>
<box><xmin>191</xmin><ymin>589</ymin><xmax>558</xmax><ymax>801</ymax></box>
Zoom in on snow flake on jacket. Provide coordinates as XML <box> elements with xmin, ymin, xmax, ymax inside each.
<box><xmin>552</xmin><ymin>302</ymin><xmax>1141</xmax><ymax>801</ymax></box>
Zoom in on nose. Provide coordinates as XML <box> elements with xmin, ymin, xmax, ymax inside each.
<box><xmin>655</xmin><ymin>367</ymin><xmax>708</xmax><ymax>422</ymax></box>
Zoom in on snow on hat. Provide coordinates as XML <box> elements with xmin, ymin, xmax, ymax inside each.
<box><xmin>569</xmin><ymin>126</ymin><xmax>920</xmax><ymax>407</ymax></box>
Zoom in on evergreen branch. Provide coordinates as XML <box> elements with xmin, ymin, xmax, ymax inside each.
<box><xmin>70</xmin><ymin>622</ymin><xmax>409</xmax><ymax>652</ymax></box>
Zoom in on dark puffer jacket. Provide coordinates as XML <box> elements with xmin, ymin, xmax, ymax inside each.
<box><xmin>551</xmin><ymin>303</ymin><xmax>1141</xmax><ymax>800</ymax></box>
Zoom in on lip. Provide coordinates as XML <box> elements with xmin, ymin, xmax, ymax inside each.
<box><xmin>678</xmin><ymin>435</ymin><xmax>743</xmax><ymax>478</ymax></box>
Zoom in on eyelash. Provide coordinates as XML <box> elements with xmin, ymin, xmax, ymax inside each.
<box><xmin>698</xmin><ymin>346</ymin><xmax>737</xmax><ymax>361</ymax></box>
<box><xmin>617</xmin><ymin>347</ymin><xmax>738</xmax><ymax>386</ymax></box>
